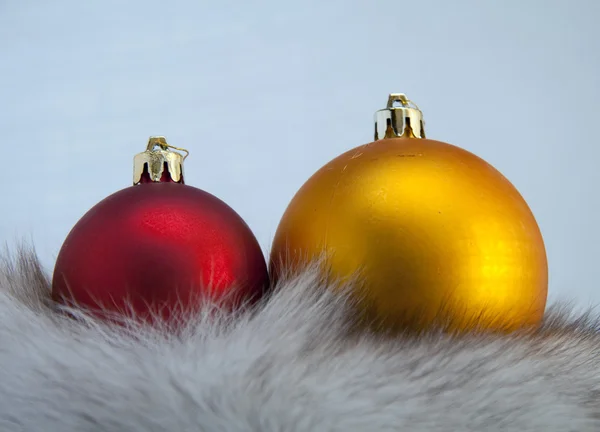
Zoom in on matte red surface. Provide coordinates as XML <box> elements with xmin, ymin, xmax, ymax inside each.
<box><xmin>52</xmin><ymin>183</ymin><xmax>268</xmax><ymax>323</ymax></box>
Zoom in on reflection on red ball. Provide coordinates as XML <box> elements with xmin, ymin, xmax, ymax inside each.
<box><xmin>52</xmin><ymin>182</ymin><xmax>268</xmax><ymax>323</ymax></box>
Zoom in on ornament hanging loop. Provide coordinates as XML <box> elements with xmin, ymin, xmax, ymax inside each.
<box><xmin>374</xmin><ymin>93</ymin><xmax>426</xmax><ymax>140</ymax></box>
<box><xmin>134</xmin><ymin>136</ymin><xmax>187</xmax><ymax>185</ymax></box>
<box><xmin>146</xmin><ymin>136</ymin><xmax>189</xmax><ymax>160</ymax></box>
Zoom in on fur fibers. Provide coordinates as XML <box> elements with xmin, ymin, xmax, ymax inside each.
<box><xmin>0</xmin><ymin>247</ymin><xmax>599</xmax><ymax>431</ymax></box>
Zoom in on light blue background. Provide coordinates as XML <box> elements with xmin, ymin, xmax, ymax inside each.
<box><xmin>1</xmin><ymin>0</ymin><xmax>598</xmax><ymax>305</ymax></box>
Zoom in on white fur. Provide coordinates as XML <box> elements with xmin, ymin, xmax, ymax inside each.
<box><xmin>0</xmin><ymin>247</ymin><xmax>599</xmax><ymax>431</ymax></box>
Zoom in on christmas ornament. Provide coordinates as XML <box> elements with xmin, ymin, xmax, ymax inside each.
<box><xmin>52</xmin><ymin>137</ymin><xmax>268</xmax><ymax>323</ymax></box>
<box><xmin>270</xmin><ymin>94</ymin><xmax>548</xmax><ymax>333</ymax></box>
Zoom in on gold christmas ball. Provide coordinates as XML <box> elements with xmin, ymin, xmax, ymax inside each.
<box><xmin>270</xmin><ymin>94</ymin><xmax>548</xmax><ymax>333</ymax></box>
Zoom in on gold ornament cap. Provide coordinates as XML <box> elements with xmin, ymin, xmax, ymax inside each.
<box><xmin>374</xmin><ymin>93</ymin><xmax>426</xmax><ymax>140</ymax></box>
<box><xmin>133</xmin><ymin>136</ymin><xmax>189</xmax><ymax>185</ymax></box>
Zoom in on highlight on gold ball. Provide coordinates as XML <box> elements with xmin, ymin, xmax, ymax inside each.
<box><xmin>270</xmin><ymin>93</ymin><xmax>548</xmax><ymax>334</ymax></box>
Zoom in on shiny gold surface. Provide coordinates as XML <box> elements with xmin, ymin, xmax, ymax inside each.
<box><xmin>133</xmin><ymin>136</ymin><xmax>189</xmax><ymax>184</ymax></box>
<box><xmin>270</xmin><ymin>135</ymin><xmax>548</xmax><ymax>333</ymax></box>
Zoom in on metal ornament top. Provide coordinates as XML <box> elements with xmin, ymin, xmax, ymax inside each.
<box><xmin>374</xmin><ymin>93</ymin><xmax>426</xmax><ymax>140</ymax></box>
<box><xmin>133</xmin><ymin>136</ymin><xmax>189</xmax><ymax>185</ymax></box>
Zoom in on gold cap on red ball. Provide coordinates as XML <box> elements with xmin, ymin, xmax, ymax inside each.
<box><xmin>133</xmin><ymin>136</ymin><xmax>189</xmax><ymax>185</ymax></box>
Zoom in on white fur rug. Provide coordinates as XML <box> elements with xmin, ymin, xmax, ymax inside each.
<box><xmin>0</xmin><ymin>246</ymin><xmax>599</xmax><ymax>431</ymax></box>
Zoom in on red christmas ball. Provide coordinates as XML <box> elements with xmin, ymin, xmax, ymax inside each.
<box><xmin>52</xmin><ymin>137</ymin><xmax>268</xmax><ymax>323</ymax></box>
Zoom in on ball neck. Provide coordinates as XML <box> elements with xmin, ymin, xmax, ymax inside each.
<box><xmin>374</xmin><ymin>93</ymin><xmax>426</xmax><ymax>141</ymax></box>
<box><xmin>133</xmin><ymin>137</ymin><xmax>188</xmax><ymax>185</ymax></box>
